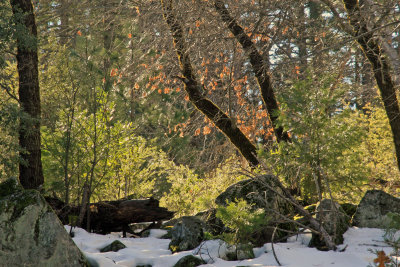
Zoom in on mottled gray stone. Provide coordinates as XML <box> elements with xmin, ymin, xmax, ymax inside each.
<box><xmin>100</xmin><ymin>240</ymin><xmax>126</xmax><ymax>252</ymax></box>
<box><xmin>0</xmin><ymin>177</ymin><xmax>88</xmax><ymax>266</ymax></box>
<box><xmin>168</xmin><ymin>216</ymin><xmax>205</xmax><ymax>252</ymax></box>
<box><xmin>309</xmin><ymin>199</ymin><xmax>350</xmax><ymax>248</ymax></box>
<box><xmin>173</xmin><ymin>255</ymin><xmax>206</xmax><ymax>267</ymax></box>
<box><xmin>215</xmin><ymin>175</ymin><xmax>293</xmax><ymax>215</ymax></box>
<box><xmin>224</xmin><ymin>243</ymin><xmax>255</xmax><ymax>261</ymax></box>
<box><xmin>352</xmin><ymin>190</ymin><xmax>400</xmax><ymax>228</ymax></box>
<box><xmin>215</xmin><ymin>175</ymin><xmax>295</xmax><ymax>245</ymax></box>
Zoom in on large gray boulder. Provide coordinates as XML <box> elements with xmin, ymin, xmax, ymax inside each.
<box><xmin>216</xmin><ymin>175</ymin><xmax>293</xmax><ymax>217</ymax></box>
<box><xmin>215</xmin><ymin>175</ymin><xmax>295</xmax><ymax>245</ymax></box>
<box><xmin>167</xmin><ymin>216</ymin><xmax>206</xmax><ymax>252</ymax></box>
<box><xmin>352</xmin><ymin>190</ymin><xmax>400</xmax><ymax>228</ymax></box>
<box><xmin>0</xmin><ymin>177</ymin><xmax>89</xmax><ymax>266</ymax></box>
<box><xmin>309</xmin><ymin>199</ymin><xmax>350</xmax><ymax>249</ymax></box>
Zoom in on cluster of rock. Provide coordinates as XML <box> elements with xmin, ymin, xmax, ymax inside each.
<box><xmin>163</xmin><ymin>175</ymin><xmax>400</xmax><ymax>255</ymax></box>
<box><xmin>2</xmin><ymin>174</ymin><xmax>400</xmax><ymax>266</ymax></box>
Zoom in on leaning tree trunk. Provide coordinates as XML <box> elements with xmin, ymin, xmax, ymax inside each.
<box><xmin>343</xmin><ymin>0</ymin><xmax>400</xmax><ymax>172</ymax></box>
<box><xmin>10</xmin><ymin>0</ymin><xmax>44</xmax><ymax>189</ymax></box>
<box><xmin>214</xmin><ymin>0</ymin><xmax>290</xmax><ymax>143</ymax></box>
<box><xmin>161</xmin><ymin>0</ymin><xmax>259</xmax><ymax>166</ymax></box>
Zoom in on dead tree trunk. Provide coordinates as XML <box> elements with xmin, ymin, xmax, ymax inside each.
<box><xmin>46</xmin><ymin>197</ymin><xmax>174</xmax><ymax>235</ymax></box>
<box><xmin>343</xmin><ymin>0</ymin><xmax>400</xmax><ymax>172</ymax></box>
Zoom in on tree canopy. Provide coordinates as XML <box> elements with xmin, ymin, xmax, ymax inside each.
<box><xmin>1</xmin><ymin>0</ymin><xmax>400</xmax><ymax>242</ymax></box>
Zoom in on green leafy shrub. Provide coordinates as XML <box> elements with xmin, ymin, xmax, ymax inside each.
<box><xmin>359</xmin><ymin>104</ymin><xmax>400</xmax><ymax>194</ymax></box>
<box><xmin>160</xmin><ymin>158</ymin><xmax>248</xmax><ymax>217</ymax></box>
<box><xmin>216</xmin><ymin>198</ymin><xmax>268</xmax><ymax>245</ymax></box>
<box><xmin>260</xmin><ymin>72</ymin><xmax>369</xmax><ymax>203</ymax></box>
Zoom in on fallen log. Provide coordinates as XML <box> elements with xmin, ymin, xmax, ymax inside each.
<box><xmin>45</xmin><ymin>196</ymin><xmax>174</xmax><ymax>236</ymax></box>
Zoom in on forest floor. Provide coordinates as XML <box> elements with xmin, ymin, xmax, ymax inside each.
<box><xmin>66</xmin><ymin>226</ymin><xmax>396</xmax><ymax>267</ymax></box>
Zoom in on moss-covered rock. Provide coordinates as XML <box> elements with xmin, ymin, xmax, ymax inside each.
<box><xmin>173</xmin><ymin>255</ymin><xmax>206</xmax><ymax>267</ymax></box>
<box><xmin>215</xmin><ymin>175</ymin><xmax>295</xmax><ymax>245</ymax></box>
<box><xmin>0</xmin><ymin>177</ymin><xmax>89</xmax><ymax>266</ymax></box>
<box><xmin>195</xmin><ymin>208</ymin><xmax>225</xmax><ymax>236</ymax></box>
<box><xmin>0</xmin><ymin>177</ymin><xmax>23</xmax><ymax>199</ymax></box>
<box><xmin>352</xmin><ymin>190</ymin><xmax>400</xmax><ymax>228</ymax></box>
<box><xmin>100</xmin><ymin>240</ymin><xmax>127</xmax><ymax>252</ymax></box>
<box><xmin>216</xmin><ymin>175</ymin><xmax>289</xmax><ymax>211</ymax></box>
<box><xmin>223</xmin><ymin>243</ymin><xmax>255</xmax><ymax>261</ymax></box>
<box><xmin>341</xmin><ymin>203</ymin><xmax>357</xmax><ymax>218</ymax></box>
<box><xmin>167</xmin><ymin>216</ymin><xmax>206</xmax><ymax>252</ymax></box>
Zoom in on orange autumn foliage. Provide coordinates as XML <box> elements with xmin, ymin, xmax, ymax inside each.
<box><xmin>110</xmin><ymin>68</ymin><xmax>118</xmax><ymax>77</ymax></box>
<box><xmin>203</xmin><ymin>126</ymin><xmax>212</xmax><ymax>135</ymax></box>
<box><xmin>373</xmin><ymin>251</ymin><xmax>390</xmax><ymax>267</ymax></box>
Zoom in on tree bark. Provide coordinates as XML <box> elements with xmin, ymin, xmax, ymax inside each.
<box><xmin>214</xmin><ymin>0</ymin><xmax>290</xmax><ymax>143</ymax></box>
<box><xmin>343</xmin><ymin>0</ymin><xmax>400</xmax><ymax>172</ymax></box>
<box><xmin>10</xmin><ymin>0</ymin><xmax>44</xmax><ymax>189</ymax></box>
<box><xmin>58</xmin><ymin>0</ymin><xmax>69</xmax><ymax>45</ymax></box>
<box><xmin>161</xmin><ymin>0</ymin><xmax>259</xmax><ymax>166</ymax></box>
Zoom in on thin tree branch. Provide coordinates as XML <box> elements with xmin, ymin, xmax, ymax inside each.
<box><xmin>343</xmin><ymin>0</ymin><xmax>400</xmax><ymax>172</ymax></box>
<box><xmin>214</xmin><ymin>0</ymin><xmax>290</xmax><ymax>143</ymax></box>
<box><xmin>161</xmin><ymin>0</ymin><xmax>259</xmax><ymax>166</ymax></box>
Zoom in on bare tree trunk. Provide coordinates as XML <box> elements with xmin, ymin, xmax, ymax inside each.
<box><xmin>63</xmin><ymin>67</ymin><xmax>79</xmax><ymax>205</ymax></box>
<box><xmin>63</xmin><ymin>114</ymin><xmax>72</xmax><ymax>204</ymax></box>
<box><xmin>343</xmin><ymin>0</ymin><xmax>400</xmax><ymax>172</ymax></box>
<box><xmin>161</xmin><ymin>0</ymin><xmax>259</xmax><ymax>166</ymax></box>
<box><xmin>214</xmin><ymin>0</ymin><xmax>290</xmax><ymax>143</ymax></box>
<box><xmin>361</xmin><ymin>0</ymin><xmax>400</xmax><ymax>84</ymax></box>
<box><xmin>102</xmin><ymin>0</ymin><xmax>115</xmax><ymax>92</ymax></box>
<box><xmin>10</xmin><ymin>0</ymin><xmax>44</xmax><ymax>189</ymax></box>
<box><xmin>77</xmin><ymin>181</ymin><xmax>89</xmax><ymax>228</ymax></box>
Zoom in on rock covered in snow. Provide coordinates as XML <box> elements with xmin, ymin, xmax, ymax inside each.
<box><xmin>0</xmin><ymin>177</ymin><xmax>88</xmax><ymax>266</ymax></box>
<box><xmin>352</xmin><ymin>190</ymin><xmax>400</xmax><ymax>228</ymax></box>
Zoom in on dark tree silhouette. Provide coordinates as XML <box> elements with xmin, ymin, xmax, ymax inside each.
<box><xmin>343</xmin><ymin>0</ymin><xmax>400</xmax><ymax>172</ymax></box>
<box><xmin>161</xmin><ymin>0</ymin><xmax>259</xmax><ymax>166</ymax></box>
<box><xmin>10</xmin><ymin>0</ymin><xmax>44</xmax><ymax>189</ymax></box>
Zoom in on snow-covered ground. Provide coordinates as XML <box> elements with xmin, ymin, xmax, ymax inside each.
<box><xmin>66</xmin><ymin>226</ymin><xmax>396</xmax><ymax>267</ymax></box>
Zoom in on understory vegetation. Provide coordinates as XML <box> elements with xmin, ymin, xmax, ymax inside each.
<box><xmin>1</xmin><ymin>0</ymin><xmax>400</xmax><ymax>245</ymax></box>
